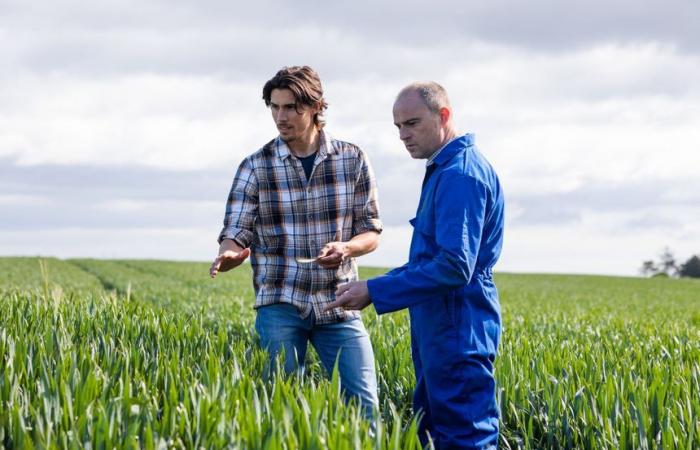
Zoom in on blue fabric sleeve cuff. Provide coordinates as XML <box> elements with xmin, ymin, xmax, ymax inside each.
<box><xmin>368</xmin><ymin>277</ymin><xmax>390</xmax><ymax>315</ymax></box>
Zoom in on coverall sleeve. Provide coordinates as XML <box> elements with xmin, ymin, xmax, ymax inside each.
<box><xmin>217</xmin><ymin>157</ymin><xmax>258</xmax><ymax>247</ymax></box>
<box><xmin>367</xmin><ymin>174</ymin><xmax>488</xmax><ymax>314</ymax></box>
<box><xmin>383</xmin><ymin>262</ymin><xmax>409</xmax><ymax>277</ymax></box>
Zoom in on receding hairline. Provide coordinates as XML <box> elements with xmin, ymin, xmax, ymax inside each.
<box><xmin>395</xmin><ymin>82</ymin><xmax>451</xmax><ymax>114</ymax></box>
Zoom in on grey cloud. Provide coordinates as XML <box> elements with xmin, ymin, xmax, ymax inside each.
<box><xmin>621</xmin><ymin>214</ymin><xmax>683</xmax><ymax>231</ymax></box>
<box><xmin>3</xmin><ymin>0</ymin><xmax>699</xmax><ymax>82</ymax></box>
<box><xmin>3</xmin><ymin>157</ymin><xmax>699</xmax><ymax>233</ymax></box>
<box><xmin>1</xmin><ymin>157</ymin><xmax>233</xmax><ymax>231</ymax></box>
<box><xmin>0</xmin><ymin>156</ymin><xmax>422</xmax><ymax>232</ymax></box>
<box><xmin>7</xmin><ymin>0</ymin><xmax>698</xmax><ymax>51</ymax></box>
<box><xmin>511</xmin><ymin>204</ymin><xmax>582</xmax><ymax>226</ymax></box>
<box><xmin>510</xmin><ymin>178</ymin><xmax>700</xmax><ymax>226</ymax></box>
<box><xmin>1</xmin><ymin>196</ymin><xmax>218</xmax><ymax>231</ymax></box>
<box><xmin>0</xmin><ymin>157</ymin><xmax>232</xmax><ymax>202</ymax></box>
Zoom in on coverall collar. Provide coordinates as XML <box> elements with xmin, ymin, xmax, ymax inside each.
<box><xmin>432</xmin><ymin>133</ymin><xmax>475</xmax><ymax>166</ymax></box>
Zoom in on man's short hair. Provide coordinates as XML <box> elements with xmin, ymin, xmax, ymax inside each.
<box><xmin>399</xmin><ymin>82</ymin><xmax>451</xmax><ymax>114</ymax></box>
<box><xmin>262</xmin><ymin>66</ymin><xmax>329</xmax><ymax>127</ymax></box>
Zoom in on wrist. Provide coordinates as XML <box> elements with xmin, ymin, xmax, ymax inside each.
<box><xmin>220</xmin><ymin>238</ymin><xmax>244</xmax><ymax>254</ymax></box>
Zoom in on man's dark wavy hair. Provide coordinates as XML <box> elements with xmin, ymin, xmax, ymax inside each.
<box><xmin>262</xmin><ymin>66</ymin><xmax>328</xmax><ymax>128</ymax></box>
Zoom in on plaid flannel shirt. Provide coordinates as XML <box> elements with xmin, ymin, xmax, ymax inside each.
<box><xmin>218</xmin><ymin>131</ymin><xmax>382</xmax><ymax>324</ymax></box>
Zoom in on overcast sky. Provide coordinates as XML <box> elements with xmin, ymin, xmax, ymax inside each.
<box><xmin>2</xmin><ymin>0</ymin><xmax>699</xmax><ymax>276</ymax></box>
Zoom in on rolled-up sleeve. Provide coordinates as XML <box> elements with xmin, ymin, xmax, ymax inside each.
<box><xmin>352</xmin><ymin>150</ymin><xmax>383</xmax><ymax>236</ymax></box>
<box><xmin>218</xmin><ymin>157</ymin><xmax>258</xmax><ymax>247</ymax></box>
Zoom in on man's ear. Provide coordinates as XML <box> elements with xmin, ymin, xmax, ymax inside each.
<box><xmin>439</xmin><ymin>107</ymin><xmax>451</xmax><ymax>126</ymax></box>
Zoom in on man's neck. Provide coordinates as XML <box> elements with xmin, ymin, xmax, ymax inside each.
<box><xmin>439</xmin><ymin>128</ymin><xmax>458</xmax><ymax>149</ymax></box>
<box><xmin>286</xmin><ymin>128</ymin><xmax>320</xmax><ymax>158</ymax></box>
<box><xmin>427</xmin><ymin>128</ymin><xmax>459</xmax><ymax>161</ymax></box>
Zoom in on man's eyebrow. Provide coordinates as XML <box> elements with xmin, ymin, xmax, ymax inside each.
<box><xmin>397</xmin><ymin>117</ymin><xmax>420</xmax><ymax>126</ymax></box>
<box><xmin>269</xmin><ymin>101</ymin><xmax>296</xmax><ymax>107</ymax></box>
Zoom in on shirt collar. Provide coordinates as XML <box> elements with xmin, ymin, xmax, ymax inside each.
<box><xmin>275</xmin><ymin>129</ymin><xmax>332</xmax><ymax>160</ymax></box>
<box><xmin>427</xmin><ymin>133</ymin><xmax>474</xmax><ymax>166</ymax></box>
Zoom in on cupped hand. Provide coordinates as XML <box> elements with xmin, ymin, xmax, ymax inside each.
<box><xmin>316</xmin><ymin>241</ymin><xmax>349</xmax><ymax>269</ymax></box>
<box><xmin>210</xmin><ymin>248</ymin><xmax>251</xmax><ymax>278</ymax></box>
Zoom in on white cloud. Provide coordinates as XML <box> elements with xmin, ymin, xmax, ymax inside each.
<box><xmin>0</xmin><ymin>226</ymin><xmax>221</xmax><ymax>261</ymax></box>
<box><xmin>501</xmin><ymin>206</ymin><xmax>700</xmax><ymax>276</ymax></box>
<box><xmin>2</xmin><ymin>3</ymin><xmax>700</xmax><ymax>275</ymax></box>
<box><xmin>0</xmin><ymin>74</ymin><xmax>271</xmax><ymax>169</ymax></box>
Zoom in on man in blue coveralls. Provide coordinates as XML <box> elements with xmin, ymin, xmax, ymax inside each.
<box><xmin>325</xmin><ymin>82</ymin><xmax>504</xmax><ymax>449</ymax></box>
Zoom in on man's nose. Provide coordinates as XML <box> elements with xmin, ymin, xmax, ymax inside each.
<box><xmin>399</xmin><ymin>128</ymin><xmax>411</xmax><ymax>141</ymax></box>
<box><xmin>275</xmin><ymin>110</ymin><xmax>288</xmax><ymax>122</ymax></box>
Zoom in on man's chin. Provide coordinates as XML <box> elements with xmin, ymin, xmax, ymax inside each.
<box><xmin>406</xmin><ymin>148</ymin><xmax>421</xmax><ymax>159</ymax></box>
<box><xmin>279</xmin><ymin>133</ymin><xmax>296</xmax><ymax>142</ymax></box>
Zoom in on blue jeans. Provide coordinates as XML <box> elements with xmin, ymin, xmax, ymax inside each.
<box><xmin>255</xmin><ymin>303</ymin><xmax>379</xmax><ymax>418</ymax></box>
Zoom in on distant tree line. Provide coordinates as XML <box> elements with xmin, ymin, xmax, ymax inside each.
<box><xmin>640</xmin><ymin>247</ymin><xmax>700</xmax><ymax>278</ymax></box>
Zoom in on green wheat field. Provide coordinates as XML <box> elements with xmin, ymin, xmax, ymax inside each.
<box><xmin>0</xmin><ymin>257</ymin><xmax>698</xmax><ymax>449</ymax></box>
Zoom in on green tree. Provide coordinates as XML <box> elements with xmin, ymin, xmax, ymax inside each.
<box><xmin>658</xmin><ymin>247</ymin><xmax>678</xmax><ymax>277</ymax></box>
<box><xmin>679</xmin><ymin>255</ymin><xmax>700</xmax><ymax>278</ymax></box>
<box><xmin>639</xmin><ymin>260</ymin><xmax>658</xmax><ymax>277</ymax></box>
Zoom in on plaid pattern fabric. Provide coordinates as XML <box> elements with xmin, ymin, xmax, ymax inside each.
<box><xmin>218</xmin><ymin>131</ymin><xmax>382</xmax><ymax>324</ymax></box>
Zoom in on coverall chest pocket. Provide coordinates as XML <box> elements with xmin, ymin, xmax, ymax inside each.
<box><xmin>409</xmin><ymin>217</ymin><xmax>437</xmax><ymax>258</ymax></box>
<box><xmin>409</xmin><ymin>217</ymin><xmax>435</xmax><ymax>236</ymax></box>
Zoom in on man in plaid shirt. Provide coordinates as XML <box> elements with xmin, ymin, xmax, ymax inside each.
<box><xmin>210</xmin><ymin>66</ymin><xmax>382</xmax><ymax>417</ymax></box>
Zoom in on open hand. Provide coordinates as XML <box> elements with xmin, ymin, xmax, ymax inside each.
<box><xmin>210</xmin><ymin>248</ymin><xmax>250</xmax><ymax>278</ymax></box>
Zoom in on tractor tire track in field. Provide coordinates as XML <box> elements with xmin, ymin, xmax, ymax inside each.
<box><xmin>66</xmin><ymin>259</ymin><xmax>125</xmax><ymax>294</ymax></box>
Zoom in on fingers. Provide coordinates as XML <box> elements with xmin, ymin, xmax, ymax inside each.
<box><xmin>323</xmin><ymin>299</ymin><xmax>344</xmax><ymax>312</ymax></box>
<box><xmin>239</xmin><ymin>247</ymin><xmax>251</xmax><ymax>260</ymax></box>
<box><xmin>316</xmin><ymin>250</ymin><xmax>337</xmax><ymax>264</ymax></box>
<box><xmin>317</xmin><ymin>257</ymin><xmax>342</xmax><ymax>269</ymax></box>
<box><xmin>323</xmin><ymin>284</ymin><xmax>357</xmax><ymax>312</ymax></box>
<box><xmin>318</xmin><ymin>242</ymin><xmax>345</xmax><ymax>259</ymax></box>
<box><xmin>317</xmin><ymin>246</ymin><xmax>343</xmax><ymax>268</ymax></box>
<box><xmin>335</xmin><ymin>282</ymin><xmax>352</xmax><ymax>297</ymax></box>
<box><xmin>210</xmin><ymin>248</ymin><xmax>250</xmax><ymax>277</ymax></box>
<box><xmin>209</xmin><ymin>256</ymin><xmax>222</xmax><ymax>278</ymax></box>
<box><xmin>317</xmin><ymin>250</ymin><xmax>341</xmax><ymax>267</ymax></box>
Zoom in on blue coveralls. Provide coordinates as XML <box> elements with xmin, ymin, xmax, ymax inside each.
<box><xmin>367</xmin><ymin>134</ymin><xmax>504</xmax><ymax>449</ymax></box>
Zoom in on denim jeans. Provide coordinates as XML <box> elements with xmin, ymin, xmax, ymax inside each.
<box><xmin>255</xmin><ymin>303</ymin><xmax>379</xmax><ymax>418</ymax></box>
